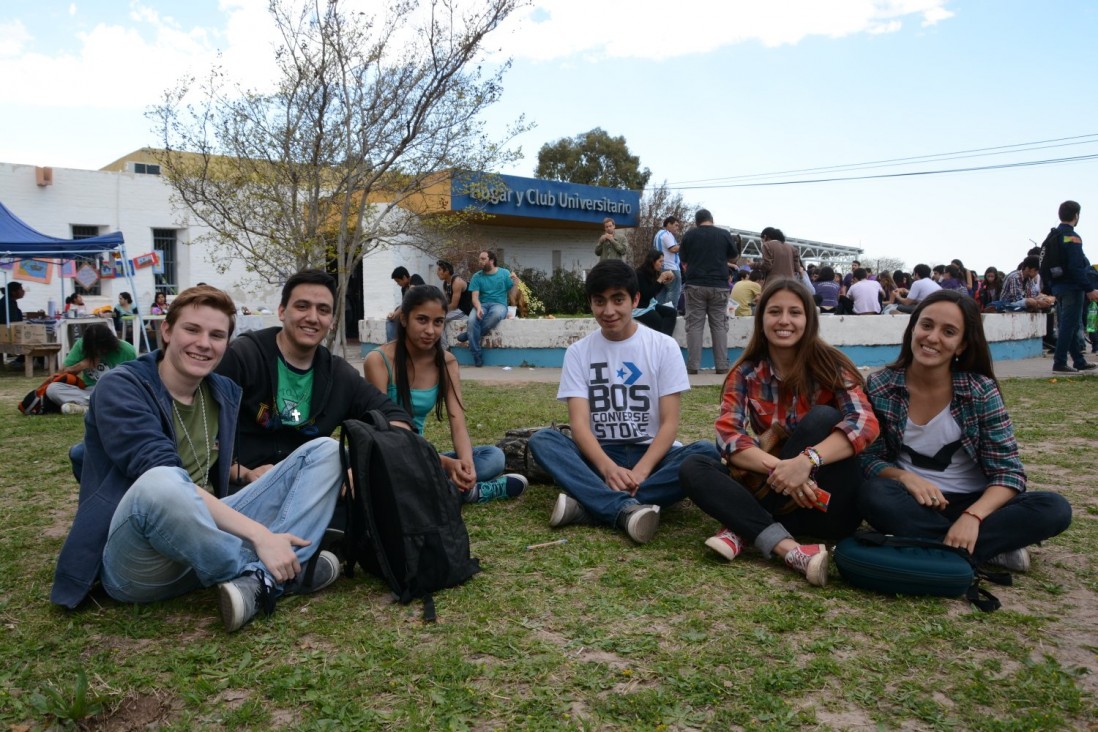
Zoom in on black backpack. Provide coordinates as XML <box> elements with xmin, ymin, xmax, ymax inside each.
<box><xmin>1038</xmin><ymin>227</ymin><xmax>1062</xmax><ymax>294</ymax></box>
<box><xmin>339</xmin><ymin>412</ymin><xmax>480</xmax><ymax>620</ymax></box>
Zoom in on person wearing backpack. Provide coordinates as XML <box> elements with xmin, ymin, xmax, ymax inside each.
<box><xmin>1048</xmin><ymin>200</ymin><xmax>1098</xmax><ymax>373</ymax></box>
<box><xmin>363</xmin><ymin>285</ymin><xmax>527</xmax><ymax>504</ymax></box>
<box><xmin>51</xmin><ymin>286</ymin><xmax>346</xmax><ymax>632</ymax></box>
<box><xmin>858</xmin><ymin>290</ymin><xmax>1072</xmax><ymax>573</ymax></box>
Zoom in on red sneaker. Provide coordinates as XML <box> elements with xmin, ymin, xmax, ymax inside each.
<box><xmin>704</xmin><ymin>527</ymin><xmax>745</xmax><ymax>562</ymax></box>
<box><xmin>783</xmin><ymin>544</ymin><xmax>829</xmax><ymax>586</ymax></box>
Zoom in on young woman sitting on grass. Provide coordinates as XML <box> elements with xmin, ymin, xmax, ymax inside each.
<box><xmin>364</xmin><ymin>285</ymin><xmax>527</xmax><ymax>504</ymax></box>
<box><xmin>858</xmin><ymin>289</ymin><xmax>1071</xmax><ymax>571</ymax></box>
<box><xmin>679</xmin><ymin>278</ymin><xmax>880</xmax><ymax>586</ymax></box>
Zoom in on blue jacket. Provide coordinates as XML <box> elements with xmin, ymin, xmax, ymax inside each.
<box><xmin>51</xmin><ymin>352</ymin><xmax>242</xmax><ymax>609</ymax></box>
<box><xmin>1051</xmin><ymin>223</ymin><xmax>1094</xmax><ymax>294</ymax></box>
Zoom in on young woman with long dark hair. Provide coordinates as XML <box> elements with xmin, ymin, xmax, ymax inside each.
<box><xmin>679</xmin><ymin>278</ymin><xmax>880</xmax><ymax>586</ymax></box>
<box><xmin>364</xmin><ymin>285</ymin><xmax>526</xmax><ymax>503</ymax></box>
<box><xmin>858</xmin><ymin>290</ymin><xmax>1071</xmax><ymax>571</ymax></box>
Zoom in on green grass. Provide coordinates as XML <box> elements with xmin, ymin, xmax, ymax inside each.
<box><xmin>0</xmin><ymin>371</ymin><xmax>1094</xmax><ymax>730</ymax></box>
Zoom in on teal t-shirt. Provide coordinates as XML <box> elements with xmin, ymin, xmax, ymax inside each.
<box><xmin>276</xmin><ymin>355</ymin><xmax>313</xmax><ymax>427</ymax></box>
<box><xmin>378</xmin><ymin>350</ymin><xmax>438</xmax><ymax>434</ymax></box>
<box><xmin>64</xmin><ymin>338</ymin><xmax>137</xmax><ymax>387</ymax></box>
<box><xmin>469</xmin><ymin>267</ymin><xmax>512</xmax><ymax>306</ymax></box>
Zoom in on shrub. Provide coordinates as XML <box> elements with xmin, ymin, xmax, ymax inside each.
<box><xmin>517</xmin><ymin>267</ymin><xmax>589</xmax><ymax>316</ymax></box>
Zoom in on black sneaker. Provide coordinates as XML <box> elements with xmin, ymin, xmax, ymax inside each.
<box><xmin>218</xmin><ymin>570</ymin><xmax>275</xmax><ymax>633</ymax></box>
<box><xmin>283</xmin><ymin>550</ymin><xmax>341</xmax><ymax>596</ymax></box>
<box><xmin>1074</xmin><ymin>362</ymin><xmax>1098</xmax><ymax>372</ymax></box>
<box><xmin>1052</xmin><ymin>364</ymin><xmax>1078</xmax><ymax>373</ymax></box>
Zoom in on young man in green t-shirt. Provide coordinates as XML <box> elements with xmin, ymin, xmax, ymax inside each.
<box><xmin>49</xmin><ymin>323</ymin><xmax>137</xmax><ymax>414</ymax></box>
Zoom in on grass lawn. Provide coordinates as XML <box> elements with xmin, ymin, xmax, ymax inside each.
<box><xmin>0</xmin><ymin>370</ymin><xmax>1094</xmax><ymax>730</ymax></box>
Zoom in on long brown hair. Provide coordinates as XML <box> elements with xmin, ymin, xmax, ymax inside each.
<box><xmin>734</xmin><ymin>278</ymin><xmax>865</xmax><ymax>396</ymax></box>
<box><xmin>890</xmin><ymin>289</ymin><xmax>997</xmax><ymax>385</ymax></box>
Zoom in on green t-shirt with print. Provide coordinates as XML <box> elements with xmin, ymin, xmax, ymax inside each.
<box><xmin>276</xmin><ymin>355</ymin><xmax>313</xmax><ymax>427</ymax></box>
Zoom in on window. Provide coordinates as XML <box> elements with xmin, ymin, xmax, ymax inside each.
<box><xmin>132</xmin><ymin>163</ymin><xmax>161</xmax><ymax>175</ymax></box>
<box><xmin>70</xmin><ymin>225</ymin><xmax>102</xmax><ymax>296</ymax></box>
<box><xmin>153</xmin><ymin>229</ymin><xmax>178</xmax><ymax>296</ymax></box>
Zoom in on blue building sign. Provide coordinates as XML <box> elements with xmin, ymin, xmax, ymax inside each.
<box><xmin>451</xmin><ymin>172</ymin><xmax>640</xmax><ymax>227</ymax></box>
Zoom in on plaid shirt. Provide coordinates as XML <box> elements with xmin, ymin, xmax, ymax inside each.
<box><xmin>715</xmin><ymin>359</ymin><xmax>879</xmax><ymax>455</ymax></box>
<box><xmin>999</xmin><ymin>269</ymin><xmax>1040</xmax><ymax>304</ymax></box>
<box><xmin>860</xmin><ymin>367</ymin><xmax>1026</xmax><ymax>493</ymax></box>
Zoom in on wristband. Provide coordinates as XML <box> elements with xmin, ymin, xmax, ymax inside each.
<box><xmin>801</xmin><ymin>447</ymin><xmax>822</xmax><ymax>480</ymax></box>
<box><xmin>962</xmin><ymin>510</ymin><xmax>983</xmax><ymax>524</ymax></box>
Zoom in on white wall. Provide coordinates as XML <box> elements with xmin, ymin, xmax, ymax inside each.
<box><xmin>2</xmin><ymin>161</ymin><xmax>624</xmax><ymax>323</ymax></box>
<box><xmin>0</xmin><ymin>162</ymin><xmax>281</xmax><ymax>315</ymax></box>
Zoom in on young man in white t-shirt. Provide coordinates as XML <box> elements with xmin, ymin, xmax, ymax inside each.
<box><xmin>847</xmin><ymin>267</ymin><xmax>883</xmax><ymax>314</ymax></box>
<box><xmin>896</xmin><ymin>263</ymin><xmax>942</xmax><ymax>313</ymax></box>
<box><xmin>528</xmin><ymin>260</ymin><xmax>720</xmax><ymax>543</ymax></box>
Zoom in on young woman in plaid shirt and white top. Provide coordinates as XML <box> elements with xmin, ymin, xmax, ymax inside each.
<box><xmin>858</xmin><ymin>290</ymin><xmax>1071</xmax><ymax>572</ymax></box>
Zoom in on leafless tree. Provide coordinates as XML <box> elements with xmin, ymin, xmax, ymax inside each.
<box><xmin>151</xmin><ymin>0</ymin><xmax>530</xmax><ymax>350</ymax></box>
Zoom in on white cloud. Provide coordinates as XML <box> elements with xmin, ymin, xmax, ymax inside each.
<box><xmin>0</xmin><ymin>19</ymin><xmax>32</xmax><ymax>58</ymax></box>
<box><xmin>69</xmin><ymin>4</ymin><xmax>77</xmax><ymax>17</ymax></box>
<box><xmin>0</xmin><ymin>0</ymin><xmax>278</xmax><ymax>109</ymax></box>
<box><xmin>492</xmin><ymin>0</ymin><xmax>956</xmax><ymax>61</ymax></box>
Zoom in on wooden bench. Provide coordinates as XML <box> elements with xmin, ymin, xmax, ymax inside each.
<box><xmin>0</xmin><ymin>343</ymin><xmax>61</xmax><ymax>377</ymax></box>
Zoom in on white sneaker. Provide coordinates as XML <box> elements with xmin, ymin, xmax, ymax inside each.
<box><xmin>61</xmin><ymin>403</ymin><xmax>87</xmax><ymax>415</ymax></box>
<box><xmin>619</xmin><ymin>504</ymin><xmax>660</xmax><ymax>544</ymax></box>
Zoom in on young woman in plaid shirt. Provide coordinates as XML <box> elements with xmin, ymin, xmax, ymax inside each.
<box><xmin>679</xmin><ymin>279</ymin><xmax>880</xmax><ymax>586</ymax></box>
<box><xmin>858</xmin><ymin>290</ymin><xmax>1071</xmax><ymax>572</ymax></box>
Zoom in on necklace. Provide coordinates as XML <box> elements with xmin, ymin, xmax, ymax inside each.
<box><xmin>173</xmin><ymin>384</ymin><xmax>212</xmax><ymax>489</ymax></box>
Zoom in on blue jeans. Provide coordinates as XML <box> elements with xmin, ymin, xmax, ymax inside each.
<box><xmin>100</xmin><ymin>437</ymin><xmax>343</xmax><ymax>603</ymax></box>
<box><xmin>657</xmin><ymin>270</ymin><xmax>682</xmax><ymax>310</ymax></box>
<box><xmin>1053</xmin><ymin>288</ymin><xmax>1088</xmax><ymax>368</ymax></box>
<box><xmin>858</xmin><ymin>478</ymin><xmax>1071</xmax><ymax>563</ymax></box>
<box><xmin>468</xmin><ymin>302</ymin><xmax>507</xmax><ymax>365</ymax></box>
<box><xmin>528</xmin><ymin>428</ymin><xmax>720</xmax><ymax>525</ymax></box>
<box><xmin>442</xmin><ymin>445</ymin><xmax>506</xmax><ymax>483</ymax></box>
<box><xmin>385</xmin><ymin>317</ymin><xmax>398</xmax><ymax>343</ymax></box>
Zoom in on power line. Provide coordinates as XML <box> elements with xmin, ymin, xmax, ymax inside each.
<box><xmin>665</xmin><ymin>133</ymin><xmax>1098</xmax><ymax>186</ymax></box>
<box><xmin>665</xmin><ymin>153</ymin><xmax>1098</xmax><ymax>190</ymax></box>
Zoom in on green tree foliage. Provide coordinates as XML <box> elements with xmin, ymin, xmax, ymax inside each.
<box><xmin>534</xmin><ymin>128</ymin><xmax>651</xmax><ymax>190</ymax></box>
<box><xmin>151</xmin><ymin>0</ymin><xmax>529</xmax><ymax>350</ymax></box>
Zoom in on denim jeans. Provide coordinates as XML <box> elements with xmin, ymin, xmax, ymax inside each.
<box><xmin>100</xmin><ymin>437</ymin><xmax>343</xmax><ymax>603</ymax></box>
<box><xmin>657</xmin><ymin>270</ymin><xmax>682</xmax><ymax>310</ymax></box>
<box><xmin>442</xmin><ymin>444</ymin><xmax>506</xmax><ymax>483</ymax></box>
<box><xmin>684</xmin><ymin>285</ymin><xmax>730</xmax><ymax>371</ymax></box>
<box><xmin>385</xmin><ymin>318</ymin><xmax>398</xmax><ymax>343</ymax></box>
<box><xmin>528</xmin><ymin>427</ymin><xmax>720</xmax><ymax>525</ymax></box>
<box><xmin>858</xmin><ymin>478</ymin><xmax>1072</xmax><ymax>563</ymax></box>
<box><xmin>468</xmin><ymin>302</ymin><xmax>508</xmax><ymax>365</ymax></box>
<box><xmin>1053</xmin><ymin>288</ymin><xmax>1088</xmax><ymax>368</ymax></box>
<box><xmin>679</xmin><ymin>405</ymin><xmax>865</xmax><ymax>556</ymax></box>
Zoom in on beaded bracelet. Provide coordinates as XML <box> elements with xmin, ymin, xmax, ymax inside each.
<box><xmin>801</xmin><ymin>446</ymin><xmax>823</xmax><ymax>480</ymax></box>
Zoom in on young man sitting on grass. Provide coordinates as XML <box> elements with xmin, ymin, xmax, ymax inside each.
<box><xmin>528</xmin><ymin>260</ymin><xmax>720</xmax><ymax>543</ymax></box>
<box><xmin>51</xmin><ymin>286</ymin><xmax>345</xmax><ymax>633</ymax></box>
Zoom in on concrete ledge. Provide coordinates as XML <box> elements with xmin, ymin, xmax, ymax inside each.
<box><xmin>360</xmin><ymin>312</ymin><xmax>1044</xmax><ymax>368</ymax></box>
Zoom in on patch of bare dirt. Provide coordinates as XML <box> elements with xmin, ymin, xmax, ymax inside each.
<box><xmin>88</xmin><ymin>689</ymin><xmax>178</xmax><ymax>730</ymax></box>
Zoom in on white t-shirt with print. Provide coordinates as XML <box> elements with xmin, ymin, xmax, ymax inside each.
<box><xmin>558</xmin><ymin>324</ymin><xmax>690</xmax><ymax>445</ymax></box>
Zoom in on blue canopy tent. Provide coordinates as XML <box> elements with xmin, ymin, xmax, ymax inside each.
<box><xmin>0</xmin><ymin>199</ymin><xmax>149</xmax><ymax>350</ymax></box>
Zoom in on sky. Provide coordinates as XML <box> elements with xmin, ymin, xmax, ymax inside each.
<box><xmin>1</xmin><ymin>0</ymin><xmax>1096</xmax><ymax>273</ymax></box>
